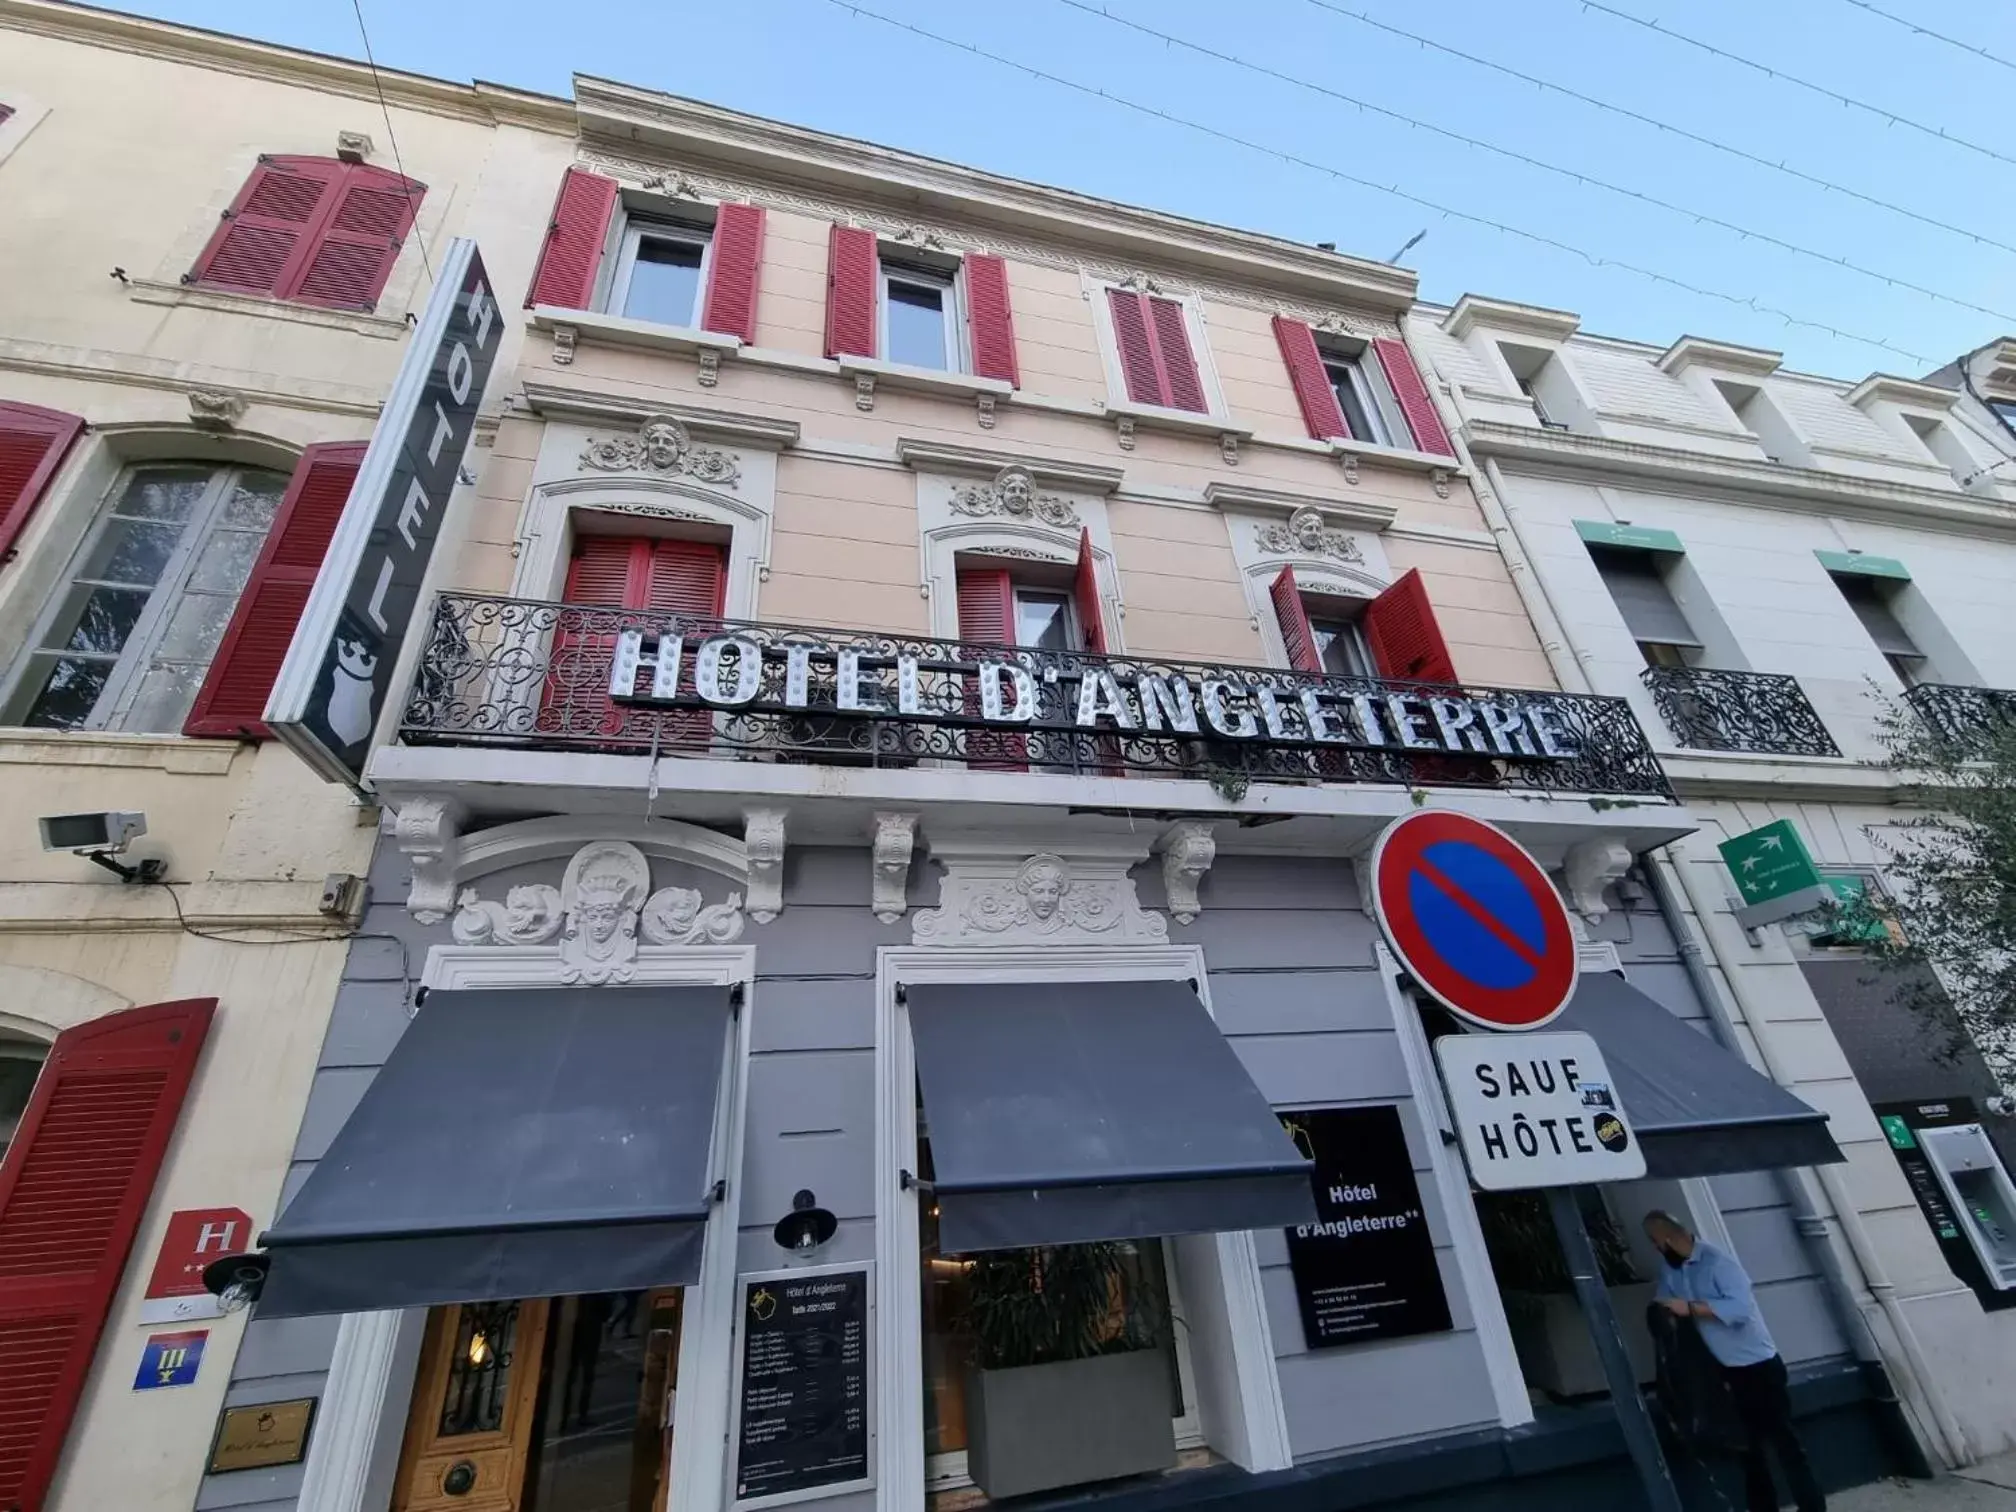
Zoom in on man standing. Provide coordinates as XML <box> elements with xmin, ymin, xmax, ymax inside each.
<box><xmin>1645</xmin><ymin>1210</ymin><xmax>1826</xmax><ymax>1512</ymax></box>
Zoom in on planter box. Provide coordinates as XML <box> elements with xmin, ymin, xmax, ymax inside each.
<box><xmin>1504</xmin><ymin>1283</ymin><xmax>1658</xmax><ymax>1400</ymax></box>
<box><xmin>966</xmin><ymin>1349</ymin><xmax>1176</xmax><ymax>1500</ymax></box>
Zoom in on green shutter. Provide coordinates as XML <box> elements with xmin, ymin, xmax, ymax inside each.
<box><xmin>1815</xmin><ymin>549</ymin><xmax>1910</xmax><ymax>581</ymax></box>
<box><xmin>1575</xmin><ymin>519</ymin><xmax>1684</xmax><ymax>553</ymax></box>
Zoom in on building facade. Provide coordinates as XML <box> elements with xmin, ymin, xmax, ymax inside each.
<box><xmin>1411</xmin><ymin>295</ymin><xmax>2016</xmax><ymax>1471</ymax></box>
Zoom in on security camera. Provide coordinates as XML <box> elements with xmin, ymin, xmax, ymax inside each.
<box><xmin>39</xmin><ymin>811</ymin><xmax>146</xmax><ymax>855</ymax></box>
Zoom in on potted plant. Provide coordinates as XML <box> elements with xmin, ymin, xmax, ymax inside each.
<box><xmin>960</xmin><ymin>1242</ymin><xmax>1177</xmax><ymax>1500</ymax></box>
<box><xmin>1480</xmin><ymin>1192</ymin><xmax>1655</xmax><ymax>1399</ymax></box>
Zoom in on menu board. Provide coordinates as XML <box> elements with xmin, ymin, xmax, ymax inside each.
<box><xmin>731</xmin><ymin>1264</ymin><xmax>874</xmax><ymax>1507</ymax></box>
<box><xmin>1279</xmin><ymin>1105</ymin><xmax>1453</xmax><ymax>1347</ymax></box>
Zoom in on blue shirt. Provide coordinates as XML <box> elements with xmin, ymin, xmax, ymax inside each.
<box><xmin>1655</xmin><ymin>1240</ymin><xmax>1778</xmax><ymax>1368</ymax></box>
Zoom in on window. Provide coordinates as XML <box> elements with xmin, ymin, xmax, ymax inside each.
<box><xmin>1990</xmin><ymin>398</ymin><xmax>2016</xmax><ymax>434</ymax></box>
<box><xmin>1269</xmin><ymin>565</ymin><xmax>1455</xmax><ymax>683</ymax></box>
<box><xmin>1831</xmin><ymin>572</ymin><xmax>1925</xmax><ymax>684</ymax></box>
<box><xmin>1585</xmin><ymin>545</ymin><xmax>1700</xmax><ymax>668</ymax></box>
<box><xmin>609</xmin><ymin>218</ymin><xmax>709</xmax><ymax>326</ymax></box>
<box><xmin>188</xmin><ymin>155</ymin><xmax>423</xmax><ymax>312</ymax></box>
<box><xmin>1106</xmin><ymin>287</ymin><xmax>1208</xmax><ymax>413</ymax></box>
<box><xmin>1904</xmin><ymin>413</ymin><xmax>1987</xmax><ymax>490</ymax></box>
<box><xmin>1012</xmin><ymin>586</ymin><xmax>1074</xmax><ymax>653</ymax></box>
<box><xmin>1497</xmin><ymin>343</ymin><xmax>1575</xmax><ymax>432</ymax></box>
<box><xmin>881</xmin><ymin>259</ymin><xmax>961</xmax><ymax>372</ymax></box>
<box><xmin>0</xmin><ymin>1038</ymin><xmax>45</xmax><ymax>1164</ymax></box>
<box><xmin>1318</xmin><ymin>343</ymin><xmax>1393</xmax><ymax>446</ymax></box>
<box><xmin>1712</xmin><ymin>379</ymin><xmax>1806</xmax><ymax>464</ymax></box>
<box><xmin>1309</xmin><ymin>614</ymin><xmax>1373</xmax><ymax>677</ymax></box>
<box><xmin>5</xmin><ymin>464</ymin><xmax>289</xmax><ymax>733</ymax></box>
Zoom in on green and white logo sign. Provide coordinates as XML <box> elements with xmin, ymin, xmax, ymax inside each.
<box><xmin>1717</xmin><ymin>820</ymin><xmax>1836</xmax><ymax>927</ymax></box>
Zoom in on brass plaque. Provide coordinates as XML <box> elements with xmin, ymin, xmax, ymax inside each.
<box><xmin>208</xmin><ymin>1397</ymin><xmax>315</xmax><ymax>1474</ymax></box>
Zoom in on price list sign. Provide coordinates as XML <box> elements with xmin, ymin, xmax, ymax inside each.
<box><xmin>731</xmin><ymin>1263</ymin><xmax>874</xmax><ymax>1508</ymax></box>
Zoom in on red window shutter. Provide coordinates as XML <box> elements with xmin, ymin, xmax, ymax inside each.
<box><xmin>188</xmin><ymin>155</ymin><xmax>348</xmax><ymax>298</ymax></box>
<box><xmin>824</xmin><ymin>225</ymin><xmax>879</xmax><ymax>360</ymax></box>
<box><xmin>701</xmin><ymin>203</ymin><xmax>765</xmax><ymax>343</ymax></box>
<box><xmin>964</xmin><ymin>254</ymin><xmax>1020</xmax><ymax>386</ymax></box>
<box><xmin>0</xmin><ymin>403</ymin><xmax>84</xmax><ymax>563</ymax></box>
<box><xmin>643</xmin><ymin>539</ymin><xmax>729</xmax><ymax>619</ymax></box>
<box><xmin>1363</xmin><ymin>568</ymin><xmax>1458</xmax><ymax>684</ymax></box>
<box><xmin>1273</xmin><ymin>316</ymin><xmax>1350</xmax><ymax>441</ymax></box>
<box><xmin>1107</xmin><ymin>289</ymin><xmax>1163</xmax><ymax>406</ymax></box>
<box><xmin>564</xmin><ymin>535</ymin><xmax>645</xmax><ymax>606</ymax></box>
<box><xmin>550</xmin><ymin>536</ymin><xmax>725</xmax><ymax>746</ymax></box>
<box><xmin>183</xmin><ymin>442</ymin><xmax>363</xmax><ymax>739</ymax></box>
<box><xmin>0</xmin><ymin>999</ymin><xmax>215</xmax><ymax>1512</ymax></box>
<box><xmin>1107</xmin><ymin>290</ymin><xmax>1207</xmax><ymax>412</ymax></box>
<box><xmin>525</xmin><ymin>167</ymin><xmax>619</xmax><ymax>310</ymax></box>
<box><xmin>956</xmin><ymin>567</ymin><xmax>1024</xmax><ymax>771</ymax></box>
<box><xmin>1148</xmin><ymin>295</ymin><xmax>1208</xmax><ymax>413</ymax></box>
<box><xmin>1373</xmin><ymin>337</ymin><xmax>1455</xmax><ymax>457</ymax></box>
<box><xmin>1071</xmin><ymin>528</ymin><xmax>1108</xmax><ymax>654</ymax></box>
<box><xmin>1270</xmin><ymin>566</ymin><xmax>1322</xmax><ymax>673</ymax></box>
<box><xmin>291</xmin><ymin>164</ymin><xmax>422</xmax><ymax>312</ymax></box>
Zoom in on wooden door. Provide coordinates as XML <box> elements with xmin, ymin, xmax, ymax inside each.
<box><xmin>392</xmin><ymin>1300</ymin><xmax>550</xmax><ymax>1512</ymax></box>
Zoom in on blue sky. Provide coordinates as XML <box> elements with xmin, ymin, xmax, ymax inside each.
<box><xmin>122</xmin><ymin>0</ymin><xmax>2016</xmax><ymax>378</ymax></box>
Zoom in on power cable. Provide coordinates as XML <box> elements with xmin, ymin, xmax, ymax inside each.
<box><xmin>349</xmin><ymin>0</ymin><xmax>433</xmax><ymax>282</ymax></box>
<box><xmin>1834</xmin><ymin>0</ymin><xmax>2016</xmax><ymax>77</ymax></box>
<box><xmin>1054</xmin><ymin>0</ymin><xmax>2016</xmax><ymax>325</ymax></box>
<box><xmin>822</xmin><ymin>0</ymin><xmax>1934</xmax><ymax>364</ymax></box>
<box><xmin>1571</xmin><ymin>0</ymin><xmax>2016</xmax><ymax>172</ymax></box>
<box><xmin>1302</xmin><ymin>0</ymin><xmax>2016</xmax><ymax>258</ymax></box>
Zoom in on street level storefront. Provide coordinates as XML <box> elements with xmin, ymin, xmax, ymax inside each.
<box><xmin>190</xmin><ymin>643</ymin><xmax>1918</xmax><ymax>1512</ymax></box>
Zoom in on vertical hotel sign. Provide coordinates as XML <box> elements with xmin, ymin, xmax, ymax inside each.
<box><xmin>266</xmin><ymin>238</ymin><xmax>500</xmax><ymax>786</ymax></box>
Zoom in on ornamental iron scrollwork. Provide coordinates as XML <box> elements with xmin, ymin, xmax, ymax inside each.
<box><xmin>1640</xmin><ymin>666</ymin><xmax>1841</xmax><ymax>758</ymax></box>
<box><xmin>1904</xmin><ymin>681</ymin><xmax>2016</xmax><ymax>750</ymax></box>
<box><xmin>401</xmin><ymin>592</ymin><xmax>1675</xmax><ymax>800</ymax></box>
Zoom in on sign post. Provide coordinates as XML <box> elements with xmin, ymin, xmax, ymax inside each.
<box><xmin>1718</xmin><ymin>819</ymin><xmax>1835</xmax><ymax>929</ymax></box>
<box><xmin>266</xmin><ymin>238</ymin><xmax>501</xmax><ymax>788</ymax></box>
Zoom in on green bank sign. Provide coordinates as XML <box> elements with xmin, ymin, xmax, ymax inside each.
<box><xmin>1717</xmin><ymin>820</ymin><xmax>1837</xmax><ymax>927</ymax></box>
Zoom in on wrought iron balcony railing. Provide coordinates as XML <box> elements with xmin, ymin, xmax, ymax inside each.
<box><xmin>400</xmin><ymin>593</ymin><xmax>1675</xmax><ymax>800</ymax></box>
<box><xmin>1905</xmin><ymin>682</ymin><xmax>2016</xmax><ymax>747</ymax></box>
<box><xmin>1640</xmin><ymin>666</ymin><xmax>1841</xmax><ymax>758</ymax></box>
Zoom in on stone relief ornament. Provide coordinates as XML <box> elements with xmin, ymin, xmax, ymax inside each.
<box><xmin>558</xmin><ymin>840</ymin><xmax>652</xmax><ymax>984</ymax></box>
<box><xmin>579</xmin><ymin>414</ymin><xmax>741</xmax><ymax>489</ymax></box>
<box><xmin>639</xmin><ymin>886</ymin><xmax>747</xmax><ymax>946</ymax></box>
<box><xmin>1159</xmin><ymin>822</ymin><xmax>1217</xmax><ymax>925</ymax></box>
<box><xmin>948</xmin><ymin>465</ymin><xmax>1079</xmax><ymax>529</ymax></box>
<box><xmin>452</xmin><ymin>884</ymin><xmax>562</xmax><ymax>946</ymax></box>
<box><xmin>1255</xmin><ymin>506</ymin><xmax>1365</xmax><ymax>565</ymax></box>
<box><xmin>914</xmin><ymin>852</ymin><xmax>1169</xmax><ymax>944</ymax></box>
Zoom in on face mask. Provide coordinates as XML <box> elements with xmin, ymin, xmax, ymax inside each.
<box><xmin>1656</xmin><ymin>1243</ymin><xmax>1686</xmax><ymax>1266</ymax></box>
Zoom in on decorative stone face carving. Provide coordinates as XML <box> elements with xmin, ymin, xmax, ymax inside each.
<box><xmin>1255</xmin><ymin>506</ymin><xmax>1365</xmax><ymax>565</ymax></box>
<box><xmin>948</xmin><ymin>465</ymin><xmax>1078</xmax><ymax>530</ymax></box>
<box><xmin>914</xmin><ymin>851</ymin><xmax>1168</xmax><ymax>944</ymax></box>
<box><xmin>579</xmin><ymin>414</ymin><xmax>741</xmax><ymax>488</ymax></box>
<box><xmin>450</xmin><ymin>838</ymin><xmax>746</xmax><ymax>982</ymax></box>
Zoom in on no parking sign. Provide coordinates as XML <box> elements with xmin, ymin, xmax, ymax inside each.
<box><xmin>1369</xmin><ymin>810</ymin><xmax>1579</xmax><ymax>1031</ymax></box>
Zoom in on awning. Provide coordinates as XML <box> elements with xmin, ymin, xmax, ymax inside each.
<box><xmin>257</xmin><ymin>985</ymin><xmax>733</xmax><ymax>1318</ymax></box>
<box><xmin>907</xmin><ymin>979</ymin><xmax>1315</xmax><ymax>1253</ymax></box>
<box><xmin>1553</xmin><ymin>972</ymin><xmax>1843</xmax><ymax>1178</ymax></box>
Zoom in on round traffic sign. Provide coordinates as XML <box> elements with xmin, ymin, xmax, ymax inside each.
<box><xmin>1369</xmin><ymin>810</ymin><xmax>1578</xmax><ymax>1031</ymax></box>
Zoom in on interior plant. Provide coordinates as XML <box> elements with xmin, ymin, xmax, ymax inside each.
<box><xmin>1479</xmin><ymin>1190</ymin><xmax>1643</xmax><ymax>1292</ymax></box>
<box><xmin>962</xmin><ymin>1242</ymin><xmax>1164</xmax><ymax>1370</ymax></box>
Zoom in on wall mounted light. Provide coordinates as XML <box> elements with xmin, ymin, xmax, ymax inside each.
<box><xmin>772</xmin><ymin>1189</ymin><xmax>837</xmax><ymax>1254</ymax></box>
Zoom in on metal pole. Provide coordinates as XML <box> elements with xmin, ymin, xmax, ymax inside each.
<box><xmin>1546</xmin><ymin>1185</ymin><xmax>1683</xmax><ymax>1512</ymax></box>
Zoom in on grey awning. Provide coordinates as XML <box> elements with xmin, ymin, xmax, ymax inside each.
<box><xmin>1553</xmin><ymin>972</ymin><xmax>1843</xmax><ymax>1178</ymax></box>
<box><xmin>907</xmin><ymin>979</ymin><xmax>1315</xmax><ymax>1253</ymax></box>
<box><xmin>257</xmin><ymin>985</ymin><xmax>732</xmax><ymax>1318</ymax></box>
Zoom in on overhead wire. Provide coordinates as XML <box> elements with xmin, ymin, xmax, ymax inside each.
<box><xmin>822</xmin><ymin>0</ymin><xmax>1934</xmax><ymax>365</ymax></box>
<box><xmin>350</xmin><ymin>0</ymin><xmax>433</xmax><ymax>282</ymax></box>
<box><xmin>1053</xmin><ymin>0</ymin><xmax>2016</xmax><ymax>325</ymax></box>
<box><xmin>1301</xmin><ymin>0</ymin><xmax>2016</xmax><ymax>258</ymax></box>
<box><xmin>1833</xmin><ymin>0</ymin><xmax>2016</xmax><ymax>77</ymax></box>
<box><xmin>1571</xmin><ymin>0</ymin><xmax>2016</xmax><ymax>172</ymax></box>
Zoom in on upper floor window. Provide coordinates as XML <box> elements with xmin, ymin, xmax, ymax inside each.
<box><xmin>882</xmin><ymin>259</ymin><xmax>961</xmax><ymax>372</ymax></box>
<box><xmin>1586</xmin><ymin>543</ymin><xmax>1701</xmax><ymax>669</ymax></box>
<box><xmin>6</xmin><ymin>464</ymin><xmax>287</xmax><ymax>731</ymax></box>
<box><xmin>1309</xmin><ymin>613</ymin><xmax>1373</xmax><ymax>677</ymax></box>
<box><xmin>1269</xmin><ymin>565</ymin><xmax>1456</xmax><ymax>684</ymax></box>
<box><xmin>824</xmin><ymin>227</ymin><xmax>1019</xmax><ymax>384</ymax></box>
<box><xmin>1107</xmin><ymin>287</ymin><xmax>1208</xmax><ymax>414</ymax></box>
<box><xmin>610</xmin><ymin>217</ymin><xmax>710</xmax><ymax>327</ymax></box>
<box><xmin>1990</xmin><ymin>398</ymin><xmax>2016</xmax><ymax>434</ymax></box>
<box><xmin>1271</xmin><ymin>317</ymin><xmax>1456</xmax><ymax>455</ymax></box>
<box><xmin>1829</xmin><ymin>570</ymin><xmax>1924</xmax><ymax>684</ymax></box>
<box><xmin>1318</xmin><ymin>342</ymin><xmax>1394</xmax><ymax>447</ymax></box>
<box><xmin>188</xmin><ymin>155</ymin><xmax>423</xmax><ymax>312</ymax></box>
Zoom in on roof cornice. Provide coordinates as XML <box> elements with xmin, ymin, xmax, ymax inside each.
<box><xmin>1465</xmin><ymin>418</ymin><xmax>2016</xmax><ymax>538</ymax></box>
<box><xmin>572</xmin><ymin>79</ymin><xmax>1419</xmax><ymax>317</ymax></box>
<box><xmin>1846</xmin><ymin>373</ymin><xmax>1959</xmax><ymax>413</ymax></box>
<box><xmin>1655</xmin><ymin>335</ymin><xmax>1782</xmax><ymax>379</ymax></box>
<box><xmin>1441</xmin><ymin>295</ymin><xmax>1580</xmax><ymax>344</ymax></box>
<box><xmin>0</xmin><ymin>0</ymin><xmax>575</xmax><ymax>131</ymax></box>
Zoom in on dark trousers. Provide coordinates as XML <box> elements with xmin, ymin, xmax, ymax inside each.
<box><xmin>1723</xmin><ymin>1354</ymin><xmax>1825</xmax><ymax>1512</ymax></box>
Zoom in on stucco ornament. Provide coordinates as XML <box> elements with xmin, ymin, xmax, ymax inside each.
<box><xmin>559</xmin><ymin>841</ymin><xmax>652</xmax><ymax>983</ymax></box>
<box><xmin>639</xmin><ymin>886</ymin><xmax>747</xmax><ymax>946</ymax></box>
<box><xmin>579</xmin><ymin>414</ymin><xmax>741</xmax><ymax>488</ymax></box>
<box><xmin>1160</xmin><ymin>822</ymin><xmax>1217</xmax><ymax>925</ymax></box>
<box><xmin>452</xmin><ymin>884</ymin><xmax>562</xmax><ymax>946</ymax></box>
<box><xmin>948</xmin><ymin>465</ymin><xmax>1079</xmax><ymax>529</ymax></box>
<box><xmin>1256</xmin><ymin>506</ymin><xmax>1364</xmax><ymax>565</ymax></box>
<box><xmin>914</xmin><ymin>852</ymin><xmax>1169</xmax><ymax>944</ymax></box>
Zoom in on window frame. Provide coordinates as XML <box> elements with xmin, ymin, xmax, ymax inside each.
<box><xmin>1307</xmin><ymin>612</ymin><xmax>1374</xmax><ymax>677</ymax></box>
<box><xmin>1316</xmin><ymin>341</ymin><xmax>1397</xmax><ymax>447</ymax></box>
<box><xmin>1093</xmin><ymin>281</ymin><xmax>1227</xmax><ymax>420</ymax></box>
<box><xmin>604</xmin><ymin>213</ymin><xmax>715</xmax><ymax>329</ymax></box>
<box><xmin>878</xmin><ymin>256</ymin><xmax>966</xmax><ymax>374</ymax></box>
<box><xmin>1009</xmin><ymin>582</ymin><xmax>1076</xmax><ymax>652</ymax></box>
<box><xmin>2</xmin><ymin>461</ymin><xmax>288</xmax><ymax>733</ymax></box>
<box><xmin>1585</xmin><ymin>543</ymin><xmax>1704</xmax><ymax>669</ymax></box>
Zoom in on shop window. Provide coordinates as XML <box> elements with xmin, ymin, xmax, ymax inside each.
<box><xmin>1830</xmin><ymin>572</ymin><xmax>1925</xmax><ymax>684</ymax></box>
<box><xmin>187</xmin><ymin>155</ymin><xmax>423</xmax><ymax>312</ymax></box>
<box><xmin>1587</xmin><ymin>544</ymin><xmax>1702</xmax><ymax>669</ymax></box>
<box><xmin>4</xmin><ymin>462</ymin><xmax>291</xmax><ymax>733</ymax></box>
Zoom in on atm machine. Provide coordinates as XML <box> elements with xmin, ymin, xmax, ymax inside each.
<box><xmin>1917</xmin><ymin>1122</ymin><xmax>2016</xmax><ymax>1291</ymax></box>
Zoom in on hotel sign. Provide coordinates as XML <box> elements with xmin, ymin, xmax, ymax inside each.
<box><xmin>609</xmin><ymin>630</ymin><xmax>1583</xmax><ymax>760</ymax></box>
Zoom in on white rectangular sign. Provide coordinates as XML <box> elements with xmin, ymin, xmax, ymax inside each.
<box><xmin>1434</xmin><ymin>1031</ymin><xmax>1646</xmax><ymax>1190</ymax></box>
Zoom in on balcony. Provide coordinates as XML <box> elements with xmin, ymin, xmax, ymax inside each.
<box><xmin>1905</xmin><ymin>682</ymin><xmax>2016</xmax><ymax>747</ymax></box>
<box><xmin>398</xmin><ymin>593</ymin><xmax>1676</xmax><ymax>801</ymax></box>
<box><xmin>1640</xmin><ymin>666</ymin><xmax>1841</xmax><ymax>758</ymax></box>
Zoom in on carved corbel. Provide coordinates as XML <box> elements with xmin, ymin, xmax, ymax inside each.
<box><xmin>854</xmin><ymin>373</ymin><xmax>876</xmax><ymax>412</ymax></box>
<box><xmin>1115</xmin><ymin>416</ymin><xmax>1137</xmax><ymax>452</ymax></box>
<box><xmin>1431</xmin><ymin>467</ymin><xmax>1451</xmax><ymax>500</ymax></box>
<box><xmin>551</xmin><ymin>325</ymin><xmax>578</xmax><ymax>366</ymax></box>
<box><xmin>1340</xmin><ymin>452</ymin><xmax>1360</xmax><ymax>486</ymax></box>
<box><xmin>1219</xmin><ymin>433</ymin><xmax>1240</xmax><ymax>468</ymax></box>
<box><xmin>395</xmin><ymin>796</ymin><xmax>467</xmax><ymax>923</ymax></box>
<box><xmin>871</xmin><ymin>812</ymin><xmax>919</xmax><ymax>924</ymax></box>
<box><xmin>187</xmin><ymin>389</ymin><xmax>247</xmax><ymax>432</ymax></box>
<box><xmin>976</xmin><ymin>394</ymin><xmax>997</xmax><ymax>430</ymax></box>
<box><xmin>1159</xmin><ymin>822</ymin><xmax>1217</xmax><ymax>925</ymax></box>
<box><xmin>744</xmin><ymin>807</ymin><xmax>787</xmax><ymax>923</ymax></box>
<box><xmin>1562</xmin><ymin>837</ymin><xmax>1633</xmax><ymax>924</ymax></box>
<box><xmin>696</xmin><ymin>349</ymin><xmax>721</xmax><ymax>388</ymax></box>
